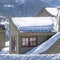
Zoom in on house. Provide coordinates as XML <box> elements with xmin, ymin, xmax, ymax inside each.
<box><xmin>36</xmin><ymin>8</ymin><xmax>58</xmax><ymax>31</ymax></box>
<box><xmin>0</xmin><ymin>24</ymin><xmax>5</xmax><ymax>50</ymax></box>
<box><xmin>9</xmin><ymin>17</ymin><xmax>56</xmax><ymax>54</ymax></box>
<box><xmin>36</xmin><ymin>8</ymin><xmax>58</xmax><ymax>17</ymax></box>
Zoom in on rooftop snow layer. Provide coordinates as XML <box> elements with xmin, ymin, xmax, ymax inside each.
<box><xmin>45</xmin><ymin>8</ymin><xmax>58</xmax><ymax>16</ymax></box>
<box><xmin>12</xmin><ymin>17</ymin><xmax>53</xmax><ymax>26</ymax></box>
<box><xmin>12</xmin><ymin>17</ymin><xmax>55</xmax><ymax>32</ymax></box>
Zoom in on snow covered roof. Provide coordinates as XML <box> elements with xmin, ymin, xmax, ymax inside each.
<box><xmin>12</xmin><ymin>17</ymin><xmax>55</xmax><ymax>32</ymax></box>
<box><xmin>45</xmin><ymin>8</ymin><xmax>58</xmax><ymax>16</ymax></box>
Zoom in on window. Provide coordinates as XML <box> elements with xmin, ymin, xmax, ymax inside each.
<box><xmin>30</xmin><ymin>38</ymin><xmax>36</xmax><ymax>46</ymax></box>
<box><xmin>11</xmin><ymin>35</ymin><xmax>16</xmax><ymax>53</ymax></box>
<box><xmin>22</xmin><ymin>38</ymin><xmax>29</xmax><ymax>46</ymax></box>
<box><xmin>22</xmin><ymin>37</ymin><xmax>37</xmax><ymax>47</ymax></box>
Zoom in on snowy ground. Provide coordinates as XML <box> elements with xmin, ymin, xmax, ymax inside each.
<box><xmin>0</xmin><ymin>54</ymin><xmax>60</xmax><ymax>60</ymax></box>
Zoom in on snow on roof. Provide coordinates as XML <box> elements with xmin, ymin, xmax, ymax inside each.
<box><xmin>45</xmin><ymin>8</ymin><xmax>58</xmax><ymax>16</ymax></box>
<box><xmin>12</xmin><ymin>17</ymin><xmax>55</xmax><ymax>32</ymax></box>
<box><xmin>12</xmin><ymin>17</ymin><xmax>53</xmax><ymax>26</ymax></box>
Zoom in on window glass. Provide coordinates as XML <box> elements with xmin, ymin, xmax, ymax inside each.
<box><xmin>30</xmin><ymin>38</ymin><xmax>36</xmax><ymax>46</ymax></box>
<box><xmin>22</xmin><ymin>38</ymin><xmax>29</xmax><ymax>46</ymax></box>
<box><xmin>22</xmin><ymin>37</ymin><xmax>37</xmax><ymax>47</ymax></box>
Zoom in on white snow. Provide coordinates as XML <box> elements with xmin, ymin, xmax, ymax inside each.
<box><xmin>5</xmin><ymin>41</ymin><xmax>9</xmax><ymax>47</ymax></box>
<box><xmin>12</xmin><ymin>17</ymin><xmax>54</xmax><ymax>27</ymax></box>
<box><xmin>0</xmin><ymin>54</ymin><xmax>60</xmax><ymax>60</ymax></box>
<box><xmin>12</xmin><ymin>17</ymin><xmax>57</xmax><ymax>32</ymax></box>
<box><xmin>46</xmin><ymin>8</ymin><xmax>58</xmax><ymax>16</ymax></box>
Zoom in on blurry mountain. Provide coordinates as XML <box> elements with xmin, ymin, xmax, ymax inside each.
<box><xmin>0</xmin><ymin>0</ymin><xmax>44</xmax><ymax>17</ymax></box>
<box><xmin>41</xmin><ymin>0</ymin><xmax>60</xmax><ymax>7</ymax></box>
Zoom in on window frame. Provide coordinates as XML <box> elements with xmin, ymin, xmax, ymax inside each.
<box><xmin>21</xmin><ymin>36</ymin><xmax>37</xmax><ymax>47</ymax></box>
<box><xmin>29</xmin><ymin>37</ymin><xmax>37</xmax><ymax>47</ymax></box>
<box><xmin>22</xmin><ymin>37</ymin><xmax>29</xmax><ymax>47</ymax></box>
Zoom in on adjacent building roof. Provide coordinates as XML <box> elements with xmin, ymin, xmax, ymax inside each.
<box><xmin>45</xmin><ymin>8</ymin><xmax>58</xmax><ymax>16</ymax></box>
<box><xmin>12</xmin><ymin>17</ymin><xmax>56</xmax><ymax>32</ymax></box>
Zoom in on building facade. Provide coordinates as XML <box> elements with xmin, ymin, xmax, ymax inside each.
<box><xmin>9</xmin><ymin>8</ymin><xmax>59</xmax><ymax>54</ymax></box>
<box><xmin>9</xmin><ymin>17</ymin><xmax>56</xmax><ymax>54</ymax></box>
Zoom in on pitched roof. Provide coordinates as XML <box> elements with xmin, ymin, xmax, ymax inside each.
<box><xmin>12</xmin><ymin>17</ymin><xmax>55</xmax><ymax>32</ymax></box>
<box><xmin>45</xmin><ymin>8</ymin><xmax>58</xmax><ymax>16</ymax></box>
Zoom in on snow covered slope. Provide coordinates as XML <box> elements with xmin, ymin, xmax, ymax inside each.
<box><xmin>0</xmin><ymin>54</ymin><xmax>60</xmax><ymax>60</ymax></box>
<box><xmin>26</xmin><ymin>32</ymin><xmax>60</xmax><ymax>54</ymax></box>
